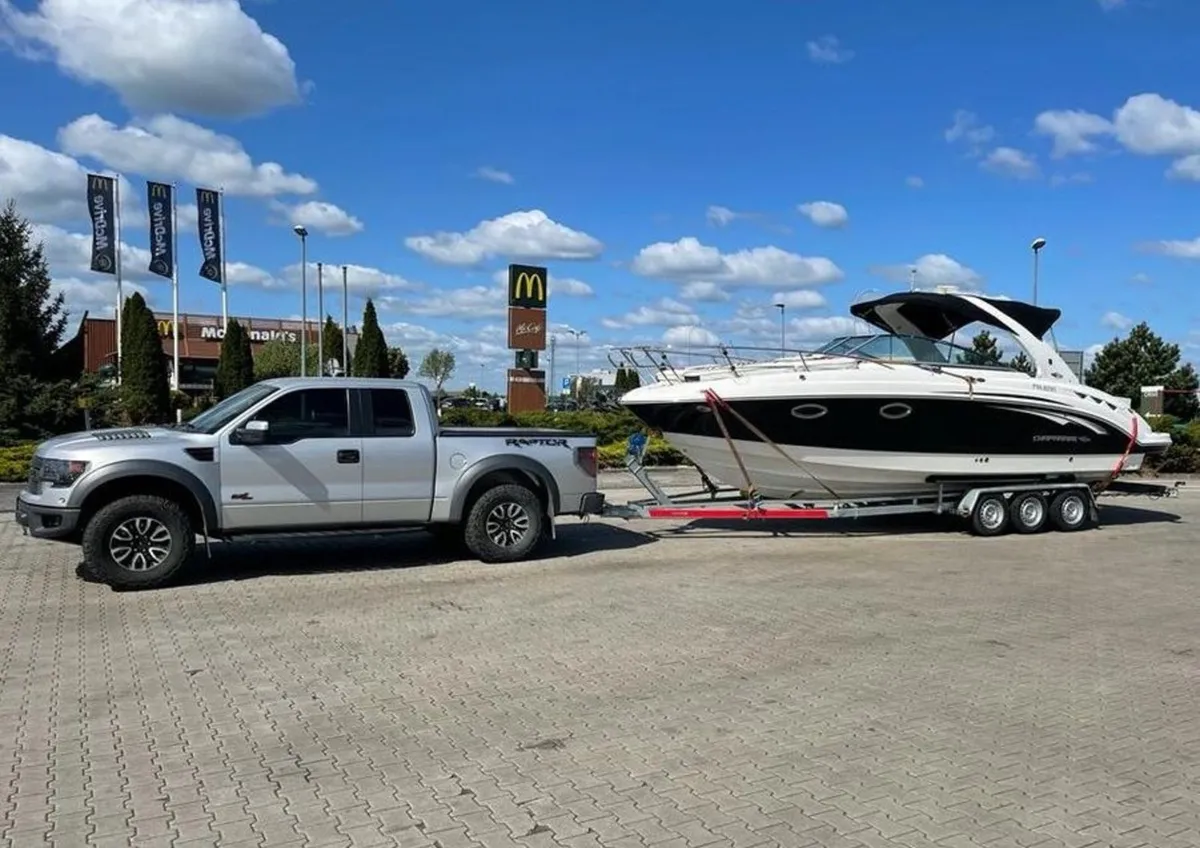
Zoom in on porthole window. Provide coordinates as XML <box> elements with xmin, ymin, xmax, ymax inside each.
<box><xmin>879</xmin><ymin>402</ymin><xmax>912</xmax><ymax>420</ymax></box>
<box><xmin>790</xmin><ymin>403</ymin><xmax>828</xmax><ymax>420</ymax></box>
<box><xmin>694</xmin><ymin>404</ymin><xmax>713</xmax><ymax>414</ymax></box>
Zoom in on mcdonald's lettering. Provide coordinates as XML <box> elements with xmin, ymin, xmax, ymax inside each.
<box><xmin>507</xmin><ymin>263</ymin><xmax>548</xmax><ymax>308</ymax></box>
<box><xmin>86</xmin><ymin>173</ymin><xmax>116</xmax><ymax>275</ymax></box>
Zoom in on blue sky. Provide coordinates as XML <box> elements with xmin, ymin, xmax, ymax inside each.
<box><xmin>3</xmin><ymin>0</ymin><xmax>1200</xmax><ymax>392</ymax></box>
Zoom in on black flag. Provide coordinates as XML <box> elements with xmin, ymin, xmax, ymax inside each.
<box><xmin>146</xmin><ymin>181</ymin><xmax>174</xmax><ymax>279</ymax></box>
<box><xmin>86</xmin><ymin>173</ymin><xmax>117</xmax><ymax>274</ymax></box>
<box><xmin>196</xmin><ymin>187</ymin><xmax>223</xmax><ymax>284</ymax></box>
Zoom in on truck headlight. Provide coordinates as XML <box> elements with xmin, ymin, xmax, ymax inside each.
<box><xmin>40</xmin><ymin>458</ymin><xmax>90</xmax><ymax>488</ymax></box>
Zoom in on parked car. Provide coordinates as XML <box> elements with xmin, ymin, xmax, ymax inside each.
<box><xmin>15</xmin><ymin>377</ymin><xmax>602</xmax><ymax>589</ymax></box>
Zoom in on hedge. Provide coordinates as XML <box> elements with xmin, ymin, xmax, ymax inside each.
<box><xmin>0</xmin><ymin>442</ymin><xmax>35</xmax><ymax>483</ymax></box>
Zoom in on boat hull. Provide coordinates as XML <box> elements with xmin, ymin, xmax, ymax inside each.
<box><xmin>661</xmin><ymin>432</ymin><xmax>1149</xmax><ymax>499</ymax></box>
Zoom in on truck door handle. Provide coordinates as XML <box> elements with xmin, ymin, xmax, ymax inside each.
<box><xmin>336</xmin><ymin>449</ymin><xmax>360</xmax><ymax>464</ymax></box>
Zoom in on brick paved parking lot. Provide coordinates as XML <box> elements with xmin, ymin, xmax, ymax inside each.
<box><xmin>2</xmin><ymin>474</ymin><xmax>1199</xmax><ymax>848</ymax></box>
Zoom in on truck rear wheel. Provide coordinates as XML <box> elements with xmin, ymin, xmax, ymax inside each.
<box><xmin>80</xmin><ymin>495</ymin><xmax>195</xmax><ymax>590</ymax></box>
<box><xmin>463</xmin><ymin>483</ymin><xmax>544</xmax><ymax>563</ymax></box>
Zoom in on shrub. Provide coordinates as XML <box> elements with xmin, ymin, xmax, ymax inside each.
<box><xmin>0</xmin><ymin>442</ymin><xmax>36</xmax><ymax>482</ymax></box>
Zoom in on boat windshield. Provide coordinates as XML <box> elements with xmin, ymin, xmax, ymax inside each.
<box><xmin>814</xmin><ymin>333</ymin><xmax>1009</xmax><ymax>366</ymax></box>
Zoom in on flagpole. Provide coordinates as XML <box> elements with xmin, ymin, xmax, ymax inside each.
<box><xmin>170</xmin><ymin>182</ymin><xmax>181</xmax><ymax>397</ymax></box>
<box><xmin>317</xmin><ymin>262</ymin><xmax>325</xmax><ymax>377</ymax></box>
<box><xmin>219</xmin><ymin>187</ymin><xmax>229</xmax><ymax>330</ymax></box>
<box><xmin>113</xmin><ymin>173</ymin><xmax>124</xmax><ymax>385</ymax></box>
<box><xmin>341</xmin><ymin>265</ymin><xmax>349</xmax><ymax>377</ymax></box>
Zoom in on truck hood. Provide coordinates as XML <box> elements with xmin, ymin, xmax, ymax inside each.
<box><xmin>37</xmin><ymin>425</ymin><xmax>201</xmax><ymax>456</ymax></box>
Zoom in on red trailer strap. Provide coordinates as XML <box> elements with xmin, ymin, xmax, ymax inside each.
<box><xmin>646</xmin><ymin>505</ymin><xmax>832</xmax><ymax>520</ymax></box>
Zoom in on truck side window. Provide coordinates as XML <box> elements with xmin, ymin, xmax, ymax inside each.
<box><xmin>252</xmin><ymin>389</ymin><xmax>350</xmax><ymax>440</ymax></box>
<box><xmin>370</xmin><ymin>389</ymin><xmax>415</xmax><ymax>437</ymax></box>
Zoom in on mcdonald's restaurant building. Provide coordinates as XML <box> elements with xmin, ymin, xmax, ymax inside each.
<box><xmin>73</xmin><ymin>312</ymin><xmax>359</xmax><ymax>395</ymax></box>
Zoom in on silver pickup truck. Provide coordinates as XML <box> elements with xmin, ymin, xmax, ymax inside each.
<box><xmin>15</xmin><ymin>377</ymin><xmax>605</xmax><ymax>590</ymax></box>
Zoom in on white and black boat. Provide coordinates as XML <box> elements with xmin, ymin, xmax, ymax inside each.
<box><xmin>619</xmin><ymin>289</ymin><xmax>1171</xmax><ymax>499</ymax></box>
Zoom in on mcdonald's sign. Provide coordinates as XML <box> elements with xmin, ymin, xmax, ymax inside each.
<box><xmin>508</xmin><ymin>264</ymin><xmax>547</xmax><ymax>309</ymax></box>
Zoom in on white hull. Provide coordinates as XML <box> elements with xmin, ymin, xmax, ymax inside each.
<box><xmin>666</xmin><ymin>433</ymin><xmax>1144</xmax><ymax>500</ymax></box>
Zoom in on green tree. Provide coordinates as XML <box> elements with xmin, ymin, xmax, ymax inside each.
<box><xmin>253</xmin><ymin>339</ymin><xmax>320</xmax><ymax>381</ymax></box>
<box><xmin>352</xmin><ymin>299</ymin><xmax>390</xmax><ymax>378</ymax></box>
<box><xmin>0</xmin><ymin>199</ymin><xmax>68</xmax><ymax>381</ymax></box>
<box><xmin>1085</xmin><ymin>322</ymin><xmax>1199</xmax><ymax>420</ymax></box>
<box><xmin>418</xmin><ymin>348</ymin><xmax>456</xmax><ymax>398</ymax></box>
<box><xmin>119</xmin><ymin>292</ymin><xmax>170</xmax><ymax>424</ymax></box>
<box><xmin>321</xmin><ymin>315</ymin><xmax>345</xmax><ymax>375</ymax></box>
<box><xmin>214</xmin><ymin>319</ymin><xmax>255</xmax><ymax>399</ymax></box>
<box><xmin>387</xmin><ymin>346</ymin><xmax>410</xmax><ymax>379</ymax></box>
<box><xmin>1009</xmin><ymin>351</ymin><xmax>1035</xmax><ymax>376</ymax></box>
<box><xmin>957</xmin><ymin>330</ymin><xmax>1004</xmax><ymax>367</ymax></box>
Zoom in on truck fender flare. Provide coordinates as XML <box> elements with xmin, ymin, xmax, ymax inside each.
<box><xmin>68</xmin><ymin>459</ymin><xmax>221</xmax><ymax>532</ymax></box>
<box><xmin>449</xmin><ymin>456</ymin><xmax>562</xmax><ymax>522</ymax></box>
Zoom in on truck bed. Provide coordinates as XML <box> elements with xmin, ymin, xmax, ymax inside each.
<box><xmin>438</xmin><ymin>427</ymin><xmax>592</xmax><ymax>439</ymax></box>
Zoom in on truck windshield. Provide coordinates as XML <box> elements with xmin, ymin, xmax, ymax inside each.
<box><xmin>181</xmin><ymin>383</ymin><xmax>281</xmax><ymax>434</ymax></box>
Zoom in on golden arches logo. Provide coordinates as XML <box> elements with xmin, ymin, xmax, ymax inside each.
<box><xmin>197</xmin><ymin>189</ymin><xmax>218</xmax><ymax>204</ymax></box>
<box><xmin>149</xmin><ymin>183</ymin><xmax>171</xmax><ymax>199</ymax></box>
<box><xmin>89</xmin><ymin>175</ymin><xmax>111</xmax><ymax>191</ymax></box>
<box><xmin>513</xmin><ymin>271</ymin><xmax>544</xmax><ymax>302</ymax></box>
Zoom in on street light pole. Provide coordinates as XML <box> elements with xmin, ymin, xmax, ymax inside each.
<box><xmin>293</xmin><ymin>225</ymin><xmax>309</xmax><ymax>376</ymax></box>
<box><xmin>341</xmin><ymin>265</ymin><xmax>349</xmax><ymax>377</ymax></box>
<box><xmin>1031</xmin><ymin>237</ymin><xmax>1047</xmax><ymax>305</ymax></box>
<box><xmin>317</xmin><ymin>261</ymin><xmax>325</xmax><ymax>376</ymax></box>
<box><xmin>569</xmin><ymin>329</ymin><xmax>586</xmax><ymax>399</ymax></box>
<box><xmin>774</xmin><ymin>302</ymin><xmax>786</xmax><ymax>355</ymax></box>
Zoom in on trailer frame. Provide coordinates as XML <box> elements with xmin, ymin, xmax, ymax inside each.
<box><xmin>593</xmin><ymin>432</ymin><xmax>1183</xmax><ymax>537</ymax></box>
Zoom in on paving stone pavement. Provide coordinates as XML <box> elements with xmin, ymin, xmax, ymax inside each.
<box><xmin>2</xmin><ymin>479</ymin><xmax>1199</xmax><ymax>847</ymax></box>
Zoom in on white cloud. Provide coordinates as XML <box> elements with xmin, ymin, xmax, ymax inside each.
<box><xmin>870</xmin><ymin>253</ymin><xmax>984</xmax><ymax>291</ymax></box>
<box><xmin>1167</xmin><ymin>154</ymin><xmax>1200</xmax><ymax>181</ymax></box>
<box><xmin>771</xmin><ymin>289</ymin><xmax>827</xmax><ymax>309</ymax></box>
<box><xmin>58</xmin><ymin>113</ymin><xmax>317</xmax><ymax>198</ymax></box>
<box><xmin>945</xmin><ymin>110</ymin><xmax>995</xmax><ymax>149</ymax></box>
<box><xmin>602</xmin><ymin>297</ymin><xmax>699</xmax><ymax>330</ymax></box>
<box><xmin>706</xmin><ymin>205</ymin><xmax>740</xmax><ymax>226</ymax></box>
<box><xmin>404</xmin><ymin>209</ymin><xmax>603</xmax><ymax>266</ymax></box>
<box><xmin>905</xmin><ymin>176</ymin><xmax>924</xmax><ymax>189</ymax></box>
<box><xmin>0</xmin><ymin>0</ymin><xmax>304</xmax><ymax>118</ymax></box>
<box><xmin>630</xmin><ymin>236</ymin><xmax>843</xmax><ymax>288</ymax></box>
<box><xmin>981</xmin><ymin>146</ymin><xmax>1039</xmax><ymax>179</ymax></box>
<box><xmin>487</xmin><ymin>268</ymin><xmax>594</xmax><ymax>297</ymax></box>
<box><xmin>1112</xmin><ymin>93</ymin><xmax>1200</xmax><ymax>156</ymax></box>
<box><xmin>0</xmin><ymin>134</ymin><xmax>140</xmax><ymax>224</ymax></box>
<box><xmin>679</xmin><ymin>281</ymin><xmax>730</xmax><ymax>302</ymax></box>
<box><xmin>1130</xmin><ymin>272</ymin><xmax>1151</xmax><ymax>284</ymax></box>
<box><xmin>271</xmin><ymin>200</ymin><xmax>363</xmax><ymax>236</ymax></box>
<box><xmin>790</xmin><ymin>316</ymin><xmax>872</xmax><ymax>343</ymax></box>
<box><xmin>1137</xmin><ymin>236</ymin><xmax>1200</xmax><ymax>259</ymax></box>
<box><xmin>806</xmin><ymin>35</ymin><xmax>853</xmax><ymax>64</ymax></box>
<box><xmin>50</xmin><ymin>276</ymin><xmax>150</xmax><ymax>322</ymax></box>
<box><xmin>474</xmin><ymin>166</ymin><xmax>513</xmax><ymax>184</ymax></box>
<box><xmin>177</xmin><ymin>202</ymin><xmax>198</xmax><ymax>231</ymax></box>
<box><xmin>30</xmin><ymin>222</ymin><xmax>158</xmax><ymax>282</ymax></box>
<box><xmin>662</xmin><ymin>325</ymin><xmax>719</xmax><ymax>347</ymax></box>
<box><xmin>1101</xmin><ymin>311</ymin><xmax>1133</xmax><ymax>330</ymax></box>
<box><xmin>225</xmin><ymin>261</ymin><xmax>277</xmax><ymax>288</ymax></box>
<box><xmin>1033</xmin><ymin>109</ymin><xmax>1114</xmax><ymax>158</ymax></box>
<box><xmin>798</xmin><ymin>200</ymin><xmax>848</xmax><ymax>229</ymax></box>
<box><xmin>277</xmin><ymin>262</ymin><xmax>418</xmax><ymax>296</ymax></box>
<box><xmin>402</xmin><ymin>286</ymin><xmax>505</xmax><ymax>319</ymax></box>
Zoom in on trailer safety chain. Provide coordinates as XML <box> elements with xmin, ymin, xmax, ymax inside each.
<box><xmin>701</xmin><ymin>388</ymin><xmax>844</xmax><ymax>503</ymax></box>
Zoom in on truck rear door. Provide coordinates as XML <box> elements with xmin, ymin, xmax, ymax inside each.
<box><xmin>358</xmin><ymin>386</ymin><xmax>436</xmax><ymax>523</ymax></box>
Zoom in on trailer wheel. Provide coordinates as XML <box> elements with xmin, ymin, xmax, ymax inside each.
<box><xmin>971</xmin><ymin>494</ymin><xmax>1010</xmax><ymax>536</ymax></box>
<box><xmin>463</xmin><ymin>483</ymin><xmax>544</xmax><ymax>563</ymax></box>
<box><xmin>1009</xmin><ymin>493</ymin><xmax>1048</xmax><ymax>534</ymax></box>
<box><xmin>1049</xmin><ymin>490</ymin><xmax>1090</xmax><ymax>532</ymax></box>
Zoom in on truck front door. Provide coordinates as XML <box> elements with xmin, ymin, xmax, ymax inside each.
<box><xmin>220</xmin><ymin>387</ymin><xmax>364</xmax><ymax>531</ymax></box>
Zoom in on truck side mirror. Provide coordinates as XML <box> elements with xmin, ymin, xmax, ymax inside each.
<box><xmin>233</xmin><ymin>419</ymin><xmax>269</xmax><ymax>445</ymax></box>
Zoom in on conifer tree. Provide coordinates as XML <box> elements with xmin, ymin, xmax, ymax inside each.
<box><xmin>119</xmin><ymin>292</ymin><xmax>170</xmax><ymax>424</ymax></box>
<box><xmin>352</xmin><ymin>299</ymin><xmax>390</xmax><ymax>378</ymax></box>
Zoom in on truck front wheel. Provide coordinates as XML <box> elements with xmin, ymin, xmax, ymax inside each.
<box><xmin>463</xmin><ymin>483</ymin><xmax>544</xmax><ymax>563</ymax></box>
<box><xmin>80</xmin><ymin>495</ymin><xmax>196</xmax><ymax>589</ymax></box>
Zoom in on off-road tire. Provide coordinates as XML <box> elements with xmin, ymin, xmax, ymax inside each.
<box><xmin>463</xmin><ymin>483</ymin><xmax>544</xmax><ymax>564</ymax></box>
<box><xmin>80</xmin><ymin>495</ymin><xmax>195</xmax><ymax>590</ymax></box>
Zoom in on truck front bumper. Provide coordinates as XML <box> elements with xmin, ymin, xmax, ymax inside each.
<box><xmin>14</xmin><ymin>494</ymin><xmax>80</xmax><ymax>541</ymax></box>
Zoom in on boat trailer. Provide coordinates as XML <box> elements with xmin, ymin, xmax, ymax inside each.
<box><xmin>593</xmin><ymin>433</ymin><xmax>1184</xmax><ymax>537</ymax></box>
